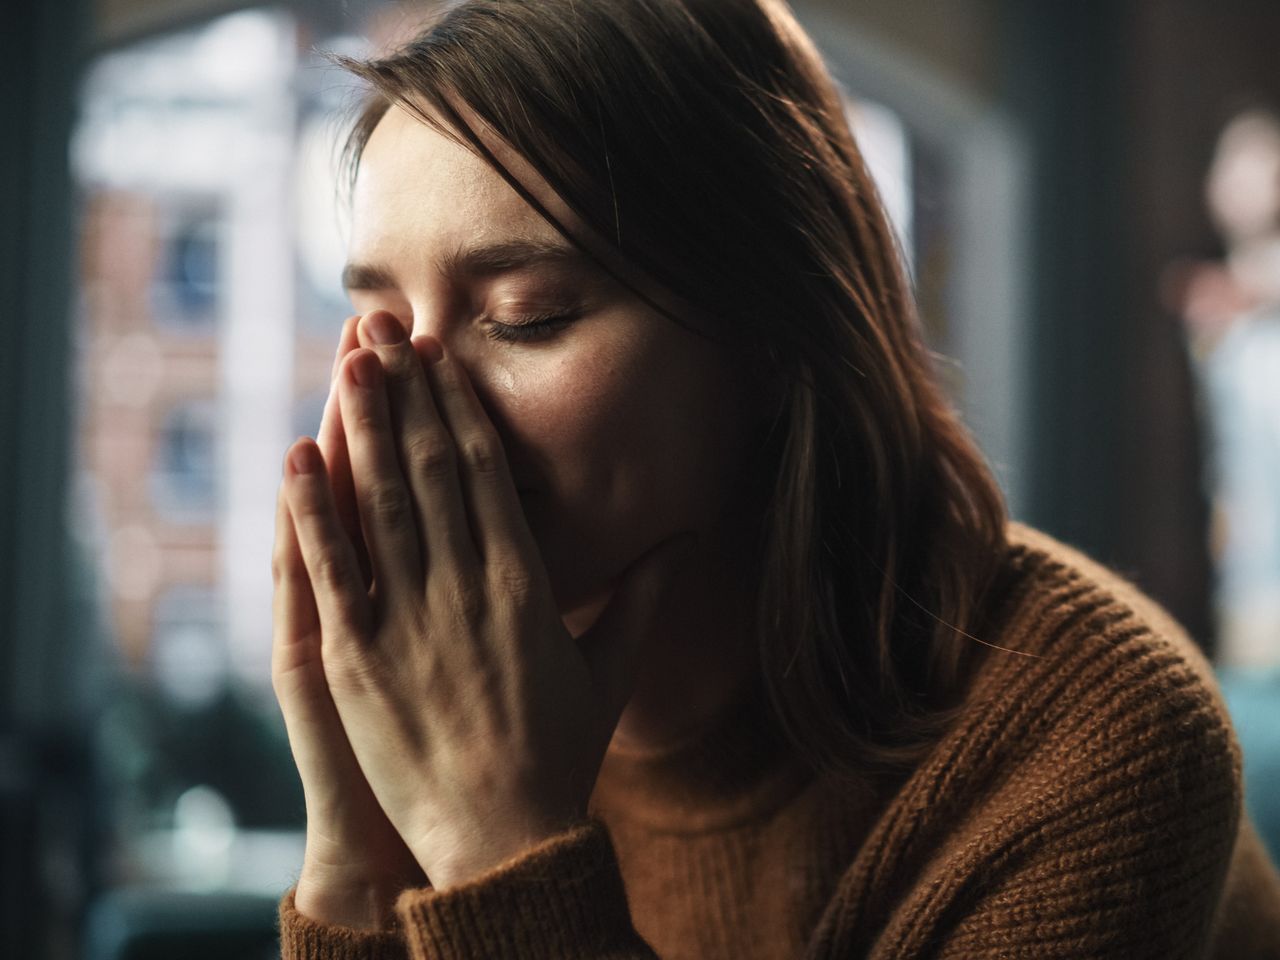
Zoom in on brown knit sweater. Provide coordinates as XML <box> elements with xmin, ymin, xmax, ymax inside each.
<box><xmin>277</xmin><ymin>522</ymin><xmax>1280</xmax><ymax>958</ymax></box>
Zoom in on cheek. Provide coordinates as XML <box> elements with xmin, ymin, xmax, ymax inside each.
<box><xmin>486</xmin><ymin>322</ymin><xmax>751</xmax><ymax>613</ymax></box>
<box><xmin>507</xmin><ymin>337</ymin><xmax>646</xmax><ymax>490</ymax></box>
<box><xmin>502</xmin><ymin>327</ymin><xmax>744</xmax><ymax>532</ymax></box>
<box><xmin>495</xmin><ymin>338</ymin><xmax>657</xmax><ymax>610</ymax></box>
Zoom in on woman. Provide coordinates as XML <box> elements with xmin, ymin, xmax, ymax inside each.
<box><xmin>271</xmin><ymin>0</ymin><xmax>1280</xmax><ymax>956</ymax></box>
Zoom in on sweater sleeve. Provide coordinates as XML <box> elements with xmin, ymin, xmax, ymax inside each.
<box><xmin>869</xmin><ymin>630</ymin><xmax>1244</xmax><ymax>959</ymax></box>
<box><xmin>278</xmin><ymin>887</ymin><xmax>408</xmax><ymax>960</ymax></box>
<box><xmin>278</xmin><ymin>820</ymin><xmax>657</xmax><ymax>960</ymax></box>
<box><xmin>393</xmin><ymin>817</ymin><xmax>660</xmax><ymax>960</ymax></box>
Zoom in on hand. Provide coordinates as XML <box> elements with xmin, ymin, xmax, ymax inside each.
<box><xmin>281</xmin><ymin>309</ymin><xmax>696</xmax><ymax>889</ymax></box>
<box><xmin>272</xmin><ymin>316</ymin><xmax>425</xmax><ymax>928</ymax></box>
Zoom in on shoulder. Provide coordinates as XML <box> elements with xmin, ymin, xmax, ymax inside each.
<box><xmin>971</xmin><ymin>521</ymin><xmax>1241</xmax><ymax>788</ymax></box>
<box><xmin>997</xmin><ymin>519</ymin><xmax>1201</xmax><ymax>643</ymax></box>
<box><xmin>989</xmin><ymin>520</ymin><xmax>1228</xmax><ymax>700</ymax></box>
<box><xmin>830</xmin><ymin>523</ymin><xmax>1246</xmax><ymax>955</ymax></box>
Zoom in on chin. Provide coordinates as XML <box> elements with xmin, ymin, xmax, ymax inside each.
<box><xmin>538</xmin><ymin>536</ymin><xmax>626</xmax><ymax>639</ymax></box>
<box><xmin>523</xmin><ymin>494</ymin><xmax>663</xmax><ymax>636</ymax></box>
<box><xmin>558</xmin><ymin>581</ymin><xmax>617</xmax><ymax>639</ymax></box>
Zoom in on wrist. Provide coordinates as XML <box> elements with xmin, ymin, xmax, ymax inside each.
<box><xmin>419</xmin><ymin>813</ymin><xmax>582</xmax><ymax>891</ymax></box>
<box><xmin>294</xmin><ymin>858</ymin><xmax>414</xmax><ymax>930</ymax></box>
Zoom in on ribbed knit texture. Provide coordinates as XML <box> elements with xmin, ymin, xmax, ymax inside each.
<box><xmin>279</xmin><ymin>522</ymin><xmax>1280</xmax><ymax>959</ymax></box>
<box><xmin>395</xmin><ymin>820</ymin><xmax>648</xmax><ymax>960</ymax></box>
<box><xmin>279</xmin><ymin>889</ymin><xmax>406</xmax><ymax>960</ymax></box>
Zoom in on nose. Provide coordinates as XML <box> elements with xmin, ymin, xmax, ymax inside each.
<box><xmin>404</xmin><ymin>312</ymin><xmax>528</xmax><ymax>487</ymax></box>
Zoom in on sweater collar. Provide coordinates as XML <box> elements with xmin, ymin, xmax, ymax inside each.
<box><xmin>588</xmin><ymin>676</ymin><xmax>817</xmax><ymax>834</ymax></box>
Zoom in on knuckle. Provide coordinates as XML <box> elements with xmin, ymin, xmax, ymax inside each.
<box><xmin>270</xmin><ymin>649</ymin><xmax>308</xmax><ymax>695</ymax></box>
<box><xmin>405</xmin><ymin>435</ymin><xmax>456</xmax><ymax>480</ymax></box>
<box><xmin>439</xmin><ymin>572</ymin><xmax>487</xmax><ymax>623</ymax></box>
<box><xmin>435</xmin><ymin>367</ymin><xmax>470</xmax><ymax>407</ymax></box>
<box><xmin>270</xmin><ymin>538</ymin><xmax>291</xmax><ymax>582</ymax></box>
<box><xmin>351</xmin><ymin>406</ymin><xmax>384</xmax><ymax>433</ymax></box>
<box><xmin>459</xmin><ymin>433</ymin><xmax>504</xmax><ymax>476</ymax></box>
<box><xmin>321</xmin><ymin>642</ymin><xmax>379</xmax><ymax>695</ymax></box>
<box><xmin>365</xmin><ymin>481</ymin><xmax>412</xmax><ymax>525</ymax></box>
<box><xmin>434</xmin><ymin>361</ymin><xmax>462</xmax><ymax>392</ymax></box>
<box><xmin>489</xmin><ymin>561</ymin><xmax>536</xmax><ymax>602</ymax></box>
<box><xmin>270</xmin><ymin>549</ymin><xmax>296</xmax><ymax>585</ymax></box>
<box><xmin>380</xmin><ymin>346</ymin><xmax>419</xmax><ymax>385</ymax></box>
<box><xmin>310</xmin><ymin>546</ymin><xmax>351</xmax><ymax>591</ymax></box>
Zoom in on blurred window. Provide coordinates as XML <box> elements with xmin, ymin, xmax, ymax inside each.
<box><xmin>71</xmin><ymin>6</ymin><xmax>371</xmax><ymax>913</ymax></box>
<box><xmin>150</xmin><ymin>400</ymin><xmax>218</xmax><ymax>521</ymax></box>
<box><xmin>149</xmin><ymin>586</ymin><xmax>225</xmax><ymax>710</ymax></box>
<box><xmin>847</xmin><ymin>97</ymin><xmax>915</xmax><ymax>278</ymax></box>
<box><xmin>151</xmin><ymin>204</ymin><xmax>222</xmax><ymax>332</ymax></box>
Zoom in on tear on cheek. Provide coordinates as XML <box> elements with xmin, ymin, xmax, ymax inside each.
<box><xmin>490</xmin><ymin>362</ymin><xmax>518</xmax><ymax>397</ymax></box>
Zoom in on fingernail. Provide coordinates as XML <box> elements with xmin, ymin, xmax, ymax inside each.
<box><xmin>332</xmin><ymin>316</ymin><xmax>358</xmax><ymax>380</ymax></box>
<box><xmin>350</xmin><ymin>351</ymin><xmax>380</xmax><ymax>388</ymax></box>
<box><xmin>364</xmin><ymin>311</ymin><xmax>405</xmax><ymax>345</ymax></box>
<box><xmin>415</xmin><ymin>335</ymin><xmax>444</xmax><ymax>364</ymax></box>
<box><xmin>289</xmin><ymin>440</ymin><xmax>319</xmax><ymax>475</ymax></box>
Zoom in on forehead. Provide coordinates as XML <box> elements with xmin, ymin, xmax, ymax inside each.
<box><xmin>349</xmin><ymin>104</ymin><xmax>556</xmax><ymax>258</ymax></box>
<box><xmin>348</xmin><ymin>100</ymin><xmax>714</xmax><ymax>333</ymax></box>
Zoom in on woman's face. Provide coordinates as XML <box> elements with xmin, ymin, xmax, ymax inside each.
<box><xmin>345</xmin><ymin>104</ymin><xmax>759</xmax><ymax>632</ymax></box>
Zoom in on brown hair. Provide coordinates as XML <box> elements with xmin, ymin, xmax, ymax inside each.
<box><xmin>330</xmin><ymin>0</ymin><xmax>1009</xmax><ymax>784</ymax></box>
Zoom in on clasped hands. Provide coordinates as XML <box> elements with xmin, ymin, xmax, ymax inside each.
<box><xmin>271</xmin><ymin>310</ymin><xmax>693</xmax><ymax>928</ymax></box>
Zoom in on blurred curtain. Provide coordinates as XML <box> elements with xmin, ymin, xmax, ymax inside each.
<box><xmin>1001</xmin><ymin>0</ymin><xmax>1216</xmax><ymax>651</ymax></box>
<box><xmin>0</xmin><ymin>1</ymin><xmax>91</xmax><ymax>956</ymax></box>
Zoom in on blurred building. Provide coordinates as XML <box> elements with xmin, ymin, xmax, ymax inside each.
<box><xmin>68</xmin><ymin>8</ymin><xmax>362</xmax><ymax>902</ymax></box>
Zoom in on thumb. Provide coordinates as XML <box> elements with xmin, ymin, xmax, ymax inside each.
<box><xmin>578</xmin><ymin>531</ymin><xmax>699</xmax><ymax>724</ymax></box>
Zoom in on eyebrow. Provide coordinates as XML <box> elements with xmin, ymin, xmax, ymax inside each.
<box><xmin>341</xmin><ymin>236</ymin><xmax>591</xmax><ymax>292</ymax></box>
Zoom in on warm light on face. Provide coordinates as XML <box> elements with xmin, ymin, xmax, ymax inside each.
<box><xmin>347</xmin><ymin>105</ymin><xmax>759</xmax><ymax>630</ymax></box>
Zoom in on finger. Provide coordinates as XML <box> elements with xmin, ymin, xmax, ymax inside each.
<box><xmin>283</xmin><ymin>437</ymin><xmax>372</xmax><ymax>639</ymax></box>
<box><xmin>318</xmin><ymin>390</ymin><xmax>372</xmax><ymax>587</ymax></box>
<box><xmin>421</xmin><ymin>338</ymin><xmax>539</xmax><ymax>573</ymax></box>
<box><xmin>337</xmin><ymin>349</ymin><xmax>423</xmax><ymax>596</ymax></box>
<box><xmin>319</xmin><ymin>316</ymin><xmax>371</xmax><ymax>586</ymax></box>
<box><xmin>272</xmin><ymin>482</ymin><xmax>384</xmax><ymax>829</ymax></box>
<box><xmin>357</xmin><ymin>311</ymin><xmax>479</xmax><ymax>575</ymax></box>
<box><xmin>330</xmin><ymin>315</ymin><xmax>360</xmax><ymax>383</ymax></box>
<box><xmin>272</xmin><ymin>482</ymin><xmax>321</xmax><ymax>679</ymax></box>
<box><xmin>272</xmin><ymin>484</ymin><xmax>352</xmax><ymax>759</ymax></box>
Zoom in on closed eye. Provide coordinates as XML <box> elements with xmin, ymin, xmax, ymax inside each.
<box><xmin>483</xmin><ymin>311</ymin><xmax>579</xmax><ymax>344</ymax></box>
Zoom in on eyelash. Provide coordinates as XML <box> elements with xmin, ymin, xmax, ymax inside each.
<box><xmin>483</xmin><ymin>311</ymin><xmax>578</xmax><ymax>343</ymax></box>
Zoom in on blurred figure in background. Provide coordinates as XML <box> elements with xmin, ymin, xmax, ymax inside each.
<box><xmin>1168</xmin><ymin>106</ymin><xmax>1280</xmax><ymax>874</ymax></box>
<box><xmin>1175</xmin><ymin>107</ymin><xmax>1280</xmax><ymax>668</ymax></box>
